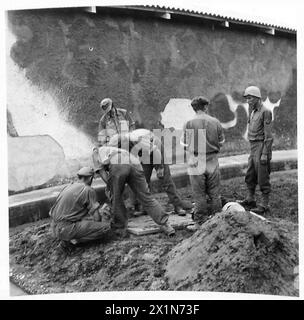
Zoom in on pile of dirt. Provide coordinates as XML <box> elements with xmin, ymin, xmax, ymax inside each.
<box><xmin>165</xmin><ymin>210</ymin><xmax>298</xmax><ymax>296</ymax></box>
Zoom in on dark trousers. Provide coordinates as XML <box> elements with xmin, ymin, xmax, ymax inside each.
<box><xmin>189</xmin><ymin>154</ymin><xmax>221</xmax><ymax>222</ymax></box>
<box><xmin>109</xmin><ymin>164</ymin><xmax>169</xmax><ymax>229</ymax></box>
<box><xmin>141</xmin><ymin>163</ymin><xmax>182</xmax><ymax>206</ymax></box>
<box><xmin>245</xmin><ymin>141</ymin><xmax>271</xmax><ymax>197</ymax></box>
<box><xmin>51</xmin><ymin>218</ymin><xmax>110</xmax><ymax>243</ymax></box>
<box><xmin>129</xmin><ymin>149</ymin><xmax>182</xmax><ymax>208</ymax></box>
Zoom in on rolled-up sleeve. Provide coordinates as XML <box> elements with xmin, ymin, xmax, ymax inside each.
<box><xmin>217</xmin><ymin>121</ymin><xmax>225</xmax><ymax>147</ymax></box>
<box><xmin>98</xmin><ymin>115</ymin><xmax>107</xmax><ymax>146</ymax></box>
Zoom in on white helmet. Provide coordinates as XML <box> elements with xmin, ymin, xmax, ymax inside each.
<box><xmin>243</xmin><ymin>86</ymin><xmax>261</xmax><ymax>99</ymax></box>
<box><xmin>222</xmin><ymin>202</ymin><xmax>246</xmax><ymax>213</ymax></box>
<box><xmin>100</xmin><ymin>98</ymin><xmax>113</xmax><ymax>113</ymax></box>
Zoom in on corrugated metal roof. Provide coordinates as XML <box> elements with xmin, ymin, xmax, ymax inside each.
<box><xmin>112</xmin><ymin>4</ymin><xmax>296</xmax><ymax>34</ymax></box>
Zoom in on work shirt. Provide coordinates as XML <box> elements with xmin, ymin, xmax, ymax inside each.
<box><xmin>182</xmin><ymin>112</ymin><xmax>225</xmax><ymax>156</ymax></box>
<box><xmin>49</xmin><ymin>182</ymin><xmax>100</xmax><ymax>223</ymax></box>
<box><xmin>96</xmin><ymin>146</ymin><xmax>143</xmax><ymax>171</ymax></box>
<box><xmin>248</xmin><ymin>104</ymin><xmax>273</xmax><ymax>155</ymax></box>
<box><xmin>107</xmin><ymin>129</ymin><xmax>162</xmax><ymax>164</ymax></box>
<box><xmin>98</xmin><ymin>108</ymin><xmax>135</xmax><ymax>145</ymax></box>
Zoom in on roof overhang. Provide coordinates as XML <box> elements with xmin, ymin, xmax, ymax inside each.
<box><xmin>82</xmin><ymin>5</ymin><xmax>296</xmax><ymax>39</ymax></box>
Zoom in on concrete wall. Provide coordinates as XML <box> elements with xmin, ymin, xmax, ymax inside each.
<box><xmin>6</xmin><ymin>8</ymin><xmax>297</xmax><ymax>191</ymax></box>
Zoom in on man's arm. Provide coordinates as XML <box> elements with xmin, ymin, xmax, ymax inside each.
<box><xmin>98</xmin><ymin>167</ymin><xmax>109</xmax><ymax>184</ymax></box>
<box><xmin>92</xmin><ymin>146</ymin><xmax>110</xmax><ymax>184</ymax></box>
<box><xmin>86</xmin><ymin>188</ymin><xmax>101</xmax><ymax>217</ymax></box>
<box><xmin>217</xmin><ymin>121</ymin><xmax>225</xmax><ymax>148</ymax></box>
<box><xmin>125</xmin><ymin>110</ymin><xmax>136</xmax><ymax>131</ymax></box>
<box><xmin>180</xmin><ymin>122</ymin><xmax>191</xmax><ymax>149</ymax></box>
<box><xmin>262</xmin><ymin>110</ymin><xmax>273</xmax><ymax>155</ymax></box>
<box><xmin>98</xmin><ymin>116</ymin><xmax>108</xmax><ymax>146</ymax></box>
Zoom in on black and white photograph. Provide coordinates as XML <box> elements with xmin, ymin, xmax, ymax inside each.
<box><xmin>2</xmin><ymin>0</ymin><xmax>302</xmax><ymax>299</ymax></box>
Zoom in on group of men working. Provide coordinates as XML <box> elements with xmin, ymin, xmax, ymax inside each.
<box><xmin>49</xmin><ymin>85</ymin><xmax>273</xmax><ymax>252</ymax></box>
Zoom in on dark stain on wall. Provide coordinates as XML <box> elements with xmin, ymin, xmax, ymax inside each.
<box><xmin>7</xmin><ymin>9</ymin><xmax>297</xmax><ymax>152</ymax></box>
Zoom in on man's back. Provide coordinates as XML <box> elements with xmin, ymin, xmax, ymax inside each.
<box><xmin>50</xmin><ymin>182</ymin><xmax>96</xmax><ymax>223</ymax></box>
<box><xmin>184</xmin><ymin>113</ymin><xmax>224</xmax><ymax>155</ymax></box>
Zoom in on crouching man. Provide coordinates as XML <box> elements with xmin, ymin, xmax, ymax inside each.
<box><xmin>49</xmin><ymin>167</ymin><xmax>111</xmax><ymax>252</ymax></box>
<box><xmin>94</xmin><ymin>145</ymin><xmax>175</xmax><ymax>236</ymax></box>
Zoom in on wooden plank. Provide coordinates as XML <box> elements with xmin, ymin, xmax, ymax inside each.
<box><xmin>127</xmin><ymin>213</ymin><xmax>194</xmax><ymax>236</ymax></box>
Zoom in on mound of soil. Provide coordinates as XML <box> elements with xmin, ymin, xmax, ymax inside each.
<box><xmin>165</xmin><ymin>210</ymin><xmax>298</xmax><ymax>296</ymax></box>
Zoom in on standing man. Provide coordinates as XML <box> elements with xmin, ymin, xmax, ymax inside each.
<box><xmin>108</xmin><ymin>129</ymin><xmax>193</xmax><ymax>215</ymax></box>
<box><xmin>182</xmin><ymin>96</ymin><xmax>225</xmax><ymax>227</ymax></box>
<box><xmin>94</xmin><ymin>145</ymin><xmax>175</xmax><ymax>236</ymax></box>
<box><xmin>238</xmin><ymin>86</ymin><xmax>273</xmax><ymax>214</ymax></box>
<box><xmin>98</xmin><ymin>98</ymin><xmax>136</xmax><ymax>146</ymax></box>
<box><xmin>49</xmin><ymin>167</ymin><xmax>111</xmax><ymax>252</ymax></box>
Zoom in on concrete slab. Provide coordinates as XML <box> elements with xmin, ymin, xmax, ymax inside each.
<box><xmin>8</xmin><ymin>135</ymin><xmax>66</xmax><ymax>192</ymax></box>
<box><xmin>128</xmin><ymin>213</ymin><xmax>194</xmax><ymax>236</ymax></box>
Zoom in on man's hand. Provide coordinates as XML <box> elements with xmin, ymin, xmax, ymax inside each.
<box><xmin>105</xmin><ymin>186</ymin><xmax>112</xmax><ymax>201</ymax></box>
<box><xmin>188</xmin><ymin>155</ymin><xmax>198</xmax><ymax>168</ymax></box>
<box><xmin>260</xmin><ymin>154</ymin><xmax>268</xmax><ymax>165</ymax></box>
<box><xmin>98</xmin><ymin>204</ymin><xmax>112</xmax><ymax>226</ymax></box>
<box><xmin>156</xmin><ymin>167</ymin><xmax>164</xmax><ymax>179</ymax></box>
<box><xmin>93</xmin><ymin>210</ymin><xmax>101</xmax><ymax>222</ymax></box>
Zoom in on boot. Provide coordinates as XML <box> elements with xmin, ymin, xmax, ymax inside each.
<box><xmin>237</xmin><ymin>189</ymin><xmax>256</xmax><ymax>209</ymax></box>
<box><xmin>112</xmin><ymin>228</ymin><xmax>129</xmax><ymax>238</ymax></box>
<box><xmin>261</xmin><ymin>193</ymin><xmax>270</xmax><ymax>210</ymax></box>
<box><xmin>178</xmin><ymin>199</ymin><xmax>193</xmax><ymax>210</ymax></box>
<box><xmin>58</xmin><ymin>240</ymin><xmax>76</xmax><ymax>255</ymax></box>
<box><xmin>237</xmin><ymin>199</ymin><xmax>256</xmax><ymax>208</ymax></box>
<box><xmin>251</xmin><ymin>205</ymin><xmax>270</xmax><ymax>215</ymax></box>
<box><xmin>251</xmin><ymin>194</ymin><xmax>270</xmax><ymax>215</ymax></box>
<box><xmin>159</xmin><ymin>223</ymin><xmax>175</xmax><ymax>237</ymax></box>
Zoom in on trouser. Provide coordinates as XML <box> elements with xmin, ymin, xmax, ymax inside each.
<box><xmin>109</xmin><ymin>164</ymin><xmax>169</xmax><ymax>229</ymax></box>
<box><xmin>245</xmin><ymin>141</ymin><xmax>271</xmax><ymax>207</ymax></box>
<box><xmin>142</xmin><ymin>163</ymin><xmax>182</xmax><ymax>206</ymax></box>
<box><xmin>189</xmin><ymin>153</ymin><xmax>221</xmax><ymax>223</ymax></box>
<box><xmin>129</xmin><ymin>151</ymin><xmax>182</xmax><ymax>208</ymax></box>
<box><xmin>51</xmin><ymin>218</ymin><xmax>111</xmax><ymax>243</ymax></box>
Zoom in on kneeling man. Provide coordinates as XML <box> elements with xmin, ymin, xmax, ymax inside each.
<box><xmin>50</xmin><ymin>167</ymin><xmax>111</xmax><ymax>250</ymax></box>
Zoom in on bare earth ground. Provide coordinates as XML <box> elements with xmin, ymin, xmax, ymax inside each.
<box><xmin>9</xmin><ymin>170</ymin><xmax>298</xmax><ymax>295</ymax></box>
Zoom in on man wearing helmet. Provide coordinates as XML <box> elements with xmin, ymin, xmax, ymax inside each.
<box><xmin>49</xmin><ymin>167</ymin><xmax>111</xmax><ymax>252</ymax></box>
<box><xmin>238</xmin><ymin>86</ymin><xmax>273</xmax><ymax>215</ymax></box>
<box><xmin>98</xmin><ymin>98</ymin><xmax>136</xmax><ymax>146</ymax></box>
